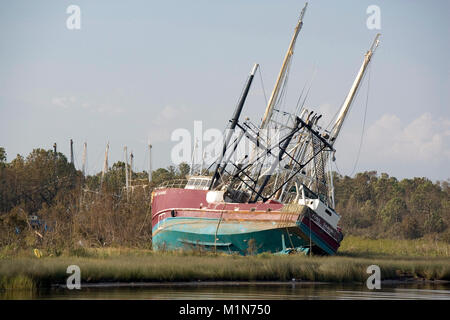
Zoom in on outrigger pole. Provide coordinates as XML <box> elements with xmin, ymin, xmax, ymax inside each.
<box><xmin>209</xmin><ymin>63</ymin><xmax>259</xmax><ymax>189</ymax></box>
<box><xmin>329</xmin><ymin>33</ymin><xmax>381</xmax><ymax>146</ymax></box>
<box><xmin>310</xmin><ymin>33</ymin><xmax>380</xmax><ymax>204</ymax></box>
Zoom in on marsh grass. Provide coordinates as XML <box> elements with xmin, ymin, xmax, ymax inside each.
<box><xmin>1</xmin><ymin>250</ymin><xmax>449</xmax><ymax>290</ymax></box>
<box><xmin>0</xmin><ymin>275</ymin><xmax>35</xmax><ymax>290</ymax></box>
<box><xmin>339</xmin><ymin>235</ymin><xmax>450</xmax><ymax>258</ymax></box>
<box><xmin>1</xmin><ymin>236</ymin><xmax>449</xmax><ymax>290</ymax></box>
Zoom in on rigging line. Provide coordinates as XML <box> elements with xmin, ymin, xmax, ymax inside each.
<box><xmin>349</xmin><ymin>65</ymin><xmax>371</xmax><ymax>177</ymax></box>
<box><xmin>333</xmin><ymin>158</ymin><xmax>344</xmax><ymax>177</ymax></box>
<box><xmin>295</xmin><ymin>62</ymin><xmax>317</xmax><ymax>116</ymax></box>
<box><xmin>332</xmin><ymin>65</ymin><xmax>372</xmax><ymax>178</ymax></box>
<box><xmin>258</xmin><ymin>66</ymin><xmax>268</xmax><ymax>106</ymax></box>
<box><xmin>285</xmin><ymin>226</ymin><xmax>295</xmax><ymax>250</ymax></box>
<box><xmin>299</xmin><ymin>67</ymin><xmax>316</xmax><ymax>113</ymax></box>
<box><xmin>325</xmin><ymin>98</ymin><xmax>346</xmax><ymax>132</ymax></box>
<box><xmin>214</xmin><ymin>202</ymin><xmax>227</xmax><ymax>254</ymax></box>
<box><xmin>270</xmin><ymin>58</ymin><xmax>294</xmax><ymax>130</ymax></box>
<box><xmin>309</xmin><ymin>211</ymin><xmax>312</xmax><ymax>257</ymax></box>
<box><xmin>278</xmin><ymin>59</ymin><xmax>292</xmax><ymax>114</ymax></box>
<box><xmin>281</xmin><ymin>59</ymin><xmax>295</xmax><ymax>115</ymax></box>
<box><xmin>327</xmin><ymin>53</ymin><xmax>373</xmax><ymax>136</ymax></box>
<box><xmin>294</xmin><ymin>77</ymin><xmax>308</xmax><ymax>115</ymax></box>
<box><xmin>265</xmin><ymin>59</ymin><xmax>294</xmax><ymax>150</ymax></box>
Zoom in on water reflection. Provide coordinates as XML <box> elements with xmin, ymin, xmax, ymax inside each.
<box><xmin>1</xmin><ymin>282</ymin><xmax>450</xmax><ymax>300</ymax></box>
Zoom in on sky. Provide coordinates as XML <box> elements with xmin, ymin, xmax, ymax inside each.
<box><xmin>0</xmin><ymin>0</ymin><xmax>449</xmax><ymax>181</ymax></box>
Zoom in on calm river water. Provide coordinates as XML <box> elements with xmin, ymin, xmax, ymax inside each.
<box><xmin>2</xmin><ymin>282</ymin><xmax>450</xmax><ymax>300</ymax></box>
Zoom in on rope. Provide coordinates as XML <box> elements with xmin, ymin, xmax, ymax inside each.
<box><xmin>333</xmin><ymin>65</ymin><xmax>372</xmax><ymax>177</ymax></box>
<box><xmin>285</xmin><ymin>227</ymin><xmax>295</xmax><ymax>250</ymax></box>
<box><xmin>333</xmin><ymin>159</ymin><xmax>344</xmax><ymax>177</ymax></box>
<box><xmin>258</xmin><ymin>66</ymin><xmax>268</xmax><ymax>106</ymax></box>
<box><xmin>277</xmin><ymin>59</ymin><xmax>292</xmax><ymax>120</ymax></box>
<box><xmin>325</xmin><ymin>98</ymin><xmax>346</xmax><ymax>132</ymax></box>
<box><xmin>309</xmin><ymin>211</ymin><xmax>312</xmax><ymax>257</ymax></box>
<box><xmin>214</xmin><ymin>203</ymin><xmax>227</xmax><ymax>254</ymax></box>
<box><xmin>349</xmin><ymin>66</ymin><xmax>371</xmax><ymax>177</ymax></box>
<box><xmin>296</xmin><ymin>63</ymin><xmax>317</xmax><ymax>116</ymax></box>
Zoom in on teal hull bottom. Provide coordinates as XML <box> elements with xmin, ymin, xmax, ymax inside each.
<box><xmin>152</xmin><ymin>217</ymin><xmax>319</xmax><ymax>255</ymax></box>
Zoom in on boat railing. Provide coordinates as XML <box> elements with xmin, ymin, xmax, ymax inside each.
<box><xmin>155</xmin><ymin>179</ymin><xmax>188</xmax><ymax>190</ymax></box>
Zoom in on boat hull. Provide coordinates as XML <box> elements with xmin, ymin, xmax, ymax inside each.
<box><xmin>151</xmin><ymin>188</ymin><xmax>342</xmax><ymax>255</ymax></box>
<box><xmin>153</xmin><ymin>217</ymin><xmax>310</xmax><ymax>254</ymax></box>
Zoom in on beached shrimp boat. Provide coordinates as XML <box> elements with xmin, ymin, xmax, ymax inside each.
<box><xmin>151</xmin><ymin>3</ymin><xmax>380</xmax><ymax>255</ymax></box>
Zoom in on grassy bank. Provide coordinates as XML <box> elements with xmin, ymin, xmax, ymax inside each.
<box><xmin>1</xmin><ymin>245</ymin><xmax>449</xmax><ymax>290</ymax></box>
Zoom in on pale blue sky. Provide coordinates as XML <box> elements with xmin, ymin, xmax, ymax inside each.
<box><xmin>1</xmin><ymin>0</ymin><xmax>449</xmax><ymax>180</ymax></box>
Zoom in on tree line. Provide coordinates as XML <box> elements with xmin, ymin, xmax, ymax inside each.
<box><xmin>0</xmin><ymin>146</ymin><xmax>449</xmax><ymax>254</ymax></box>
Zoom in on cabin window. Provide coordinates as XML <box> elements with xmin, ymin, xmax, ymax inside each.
<box><xmin>201</xmin><ymin>179</ymin><xmax>209</xmax><ymax>187</ymax></box>
<box><xmin>325</xmin><ymin>209</ymin><xmax>332</xmax><ymax>216</ymax></box>
<box><xmin>185</xmin><ymin>177</ymin><xmax>212</xmax><ymax>190</ymax></box>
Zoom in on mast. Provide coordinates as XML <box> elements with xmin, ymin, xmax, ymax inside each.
<box><xmin>329</xmin><ymin>33</ymin><xmax>381</xmax><ymax>145</ymax></box>
<box><xmin>124</xmin><ymin>146</ymin><xmax>129</xmax><ymax>199</ymax></box>
<box><xmin>100</xmin><ymin>142</ymin><xmax>109</xmax><ymax>190</ymax></box>
<box><xmin>243</xmin><ymin>4</ymin><xmax>306</xmax><ymax>193</ymax></box>
<box><xmin>70</xmin><ymin>139</ymin><xmax>74</xmax><ymax>165</ymax></box>
<box><xmin>148</xmin><ymin>143</ymin><xmax>152</xmax><ymax>183</ymax></box>
<box><xmin>260</xmin><ymin>2</ymin><xmax>307</xmax><ymax>130</ymax></box>
<box><xmin>316</xmin><ymin>33</ymin><xmax>381</xmax><ymax>206</ymax></box>
<box><xmin>81</xmin><ymin>142</ymin><xmax>87</xmax><ymax>177</ymax></box>
<box><xmin>129</xmin><ymin>151</ymin><xmax>134</xmax><ymax>185</ymax></box>
<box><xmin>53</xmin><ymin>142</ymin><xmax>57</xmax><ymax>169</ymax></box>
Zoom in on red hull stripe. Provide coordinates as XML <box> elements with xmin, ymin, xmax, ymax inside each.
<box><xmin>301</xmin><ymin>216</ymin><xmax>339</xmax><ymax>251</ymax></box>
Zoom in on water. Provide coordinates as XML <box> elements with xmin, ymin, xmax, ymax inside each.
<box><xmin>2</xmin><ymin>282</ymin><xmax>450</xmax><ymax>300</ymax></box>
